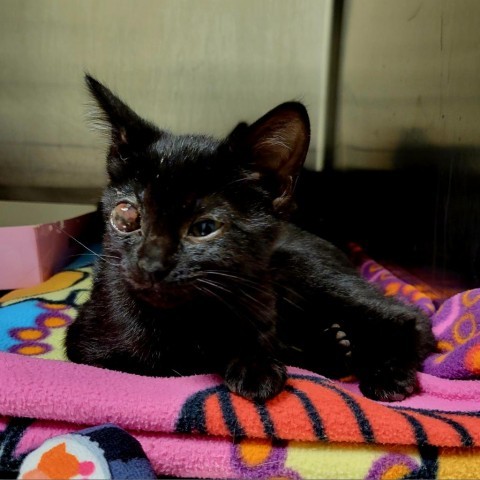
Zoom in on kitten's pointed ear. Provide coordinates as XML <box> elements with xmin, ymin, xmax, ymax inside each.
<box><xmin>247</xmin><ymin>102</ymin><xmax>310</xmax><ymax>178</ymax></box>
<box><xmin>85</xmin><ymin>74</ymin><xmax>159</xmax><ymax>148</ymax></box>
<box><xmin>237</xmin><ymin>102</ymin><xmax>310</xmax><ymax>213</ymax></box>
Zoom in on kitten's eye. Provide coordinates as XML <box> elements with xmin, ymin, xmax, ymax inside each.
<box><xmin>189</xmin><ymin>219</ymin><xmax>222</xmax><ymax>238</ymax></box>
<box><xmin>110</xmin><ymin>202</ymin><xmax>141</xmax><ymax>234</ymax></box>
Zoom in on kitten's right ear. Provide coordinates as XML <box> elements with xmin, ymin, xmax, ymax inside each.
<box><xmin>228</xmin><ymin>102</ymin><xmax>310</xmax><ymax>216</ymax></box>
<box><xmin>85</xmin><ymin>74</ymin><xmax>160</xmax><ymax>151</ymax></box>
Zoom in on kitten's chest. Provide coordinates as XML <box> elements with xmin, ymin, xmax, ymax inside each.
<box><xmin>126</xmin><ymin>300</ymin><xmax>232</xmax><ymax>375</ymax></box>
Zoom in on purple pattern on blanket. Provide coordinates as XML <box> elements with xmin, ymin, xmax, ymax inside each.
<box><xmin>423</xmin><ymin>289</ymin><xmax>480</xmax><ymax>379</ymax></box>
<box><xmin>359</xmin><ymin>258</ymin><xmax>436</xmax><ymax>317</ymax></box>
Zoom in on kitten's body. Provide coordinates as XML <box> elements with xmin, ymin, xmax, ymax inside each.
<box><xmin>66</xmin><ymin>76</ymin><xmax>435</xmax><ymax>402</ymax></box>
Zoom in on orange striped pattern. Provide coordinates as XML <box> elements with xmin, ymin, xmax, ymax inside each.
<box><xmin>176</xmin><ymin>374</ymin><xmax>480</xmax><ymax>448</ymax></box>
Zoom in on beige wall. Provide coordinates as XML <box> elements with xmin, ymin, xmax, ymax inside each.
<box><xmin>0</xmin><ymin>200</ymin><xmax>95</xmax><ymax>227</ymax></box>
<box><xmin>0</xmin><ymin>0</ymin><xmax>333</xmax><ymax>202</ymax></box>
<box><xmin>336</xmin><ymin>0</ymin><xmax>480</xmax><ymax>169</ymax></box>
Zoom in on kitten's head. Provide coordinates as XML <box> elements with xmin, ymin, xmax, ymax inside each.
<box><xmin>86</xmin><ymin>75</ymin><xmax>310</xmax><ymax>307</ymax></box>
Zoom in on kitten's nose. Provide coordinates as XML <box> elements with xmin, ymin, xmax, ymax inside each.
<box><xmin>137</xmin><ymin>257</ymin><xmax>172</xmax><ymax>280</ymax></box>
<box><xmin>137</xmin><ymin>236</ymin><xmax>176</xmax><ymax>280</ymax></box>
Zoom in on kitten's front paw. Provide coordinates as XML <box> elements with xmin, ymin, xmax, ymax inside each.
<box><xmin>359</xmin><ymin>365</ymin><xmax>418</xmax><ymax>402</ymax></box>
<box><xmin>224</xmin><ymin>357</ymin><xmax>287</xmax><ymax>402</ymax></box>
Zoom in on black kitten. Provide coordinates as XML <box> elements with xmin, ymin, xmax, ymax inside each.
<box><xmin>66</xmin><ymin>75</ymin><xmax>435</xmax><ymax>402</ymax></box>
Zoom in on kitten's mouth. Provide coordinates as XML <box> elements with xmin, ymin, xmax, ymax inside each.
<box><xmin>139</xmin><ymin>290</ymin><xmax>191</xmax><ymax>308</ymax></box>
<box><xmin>126</xmin><ymin>276</ymin><xmax>198</xmax><ymax>308</ymax></box>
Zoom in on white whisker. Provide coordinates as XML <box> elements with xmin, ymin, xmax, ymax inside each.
<box><xmin>55</xmin><ymin>227</ymin><xmax>120</xmax><ymax>267</ymax></box>
<box><xmin>204</xmin><ymin>270</ymin><xmax>304</xmax><ymax>309</ymax></box>
<box><xmin>197</xmin><ymin>278</ymin><xmax>274</xmax><ymax>343</ymax></box>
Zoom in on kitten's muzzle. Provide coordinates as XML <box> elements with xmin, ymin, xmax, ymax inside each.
<box><xmin>137</xmin><ymin>257</ymin><xmax>173</xmax><ymax>282</ymax></box>
<box><xmin>127</xmin><ymin>267</ymin><xmax>198</xmax><ymax>308</ymax></box>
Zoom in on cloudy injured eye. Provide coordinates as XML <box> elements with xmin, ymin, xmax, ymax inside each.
<box><xmin>111</xmin><ymin>202</ymin><xmax>141</xmax><ymax>234</ymax></box>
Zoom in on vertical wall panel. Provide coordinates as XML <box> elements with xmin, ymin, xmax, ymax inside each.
<box><xmin>336</xmin><ymin>0</ymin><xmax>480</xmax><ymax>169</ymax></box>
<box><xmin>0</xmin><ymin>0</ymin><xmax>332</xmax><ymax>201</ymax></box>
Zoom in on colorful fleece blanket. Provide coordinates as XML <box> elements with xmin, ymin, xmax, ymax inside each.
<box><xmin>1</xmin><ymin>248</ymin><xmax>480</xmax><ymax>479</ymax></box>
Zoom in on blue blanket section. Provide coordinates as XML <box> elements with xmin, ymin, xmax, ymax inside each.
<box><xmin>66</xmin><ymin>244</ymin><xmax>102</xmax><ymax>269</ymax></box>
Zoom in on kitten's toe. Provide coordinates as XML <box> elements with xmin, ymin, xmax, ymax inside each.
<box><xmin>224</xmin><ymin>357</ymin><xmax>286</xmax><ymax>402</ymax></box>
<box><xmin>323</xmin><ymin>323</ymin><xmax>353</xmax><ymax>362</ymax></box>
<box><xmin>359</xmin><ymin>366</ymin><xmax>418</xmax><ymax>402</ymax></box>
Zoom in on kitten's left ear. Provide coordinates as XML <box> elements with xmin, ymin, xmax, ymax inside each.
<box><xmin>85</xmin><ymin>74</ymin><xmax>163</xmax><ymax>181</ymax></box>
<box><xmin>234</xmin><ymin>102</ymin><xmax>310</xmax><ymax>213</ymax></box>
<box><xmin>85</xmin><ymin>74</ymin><xmax>160</xmax><ymax>149</ymax></box>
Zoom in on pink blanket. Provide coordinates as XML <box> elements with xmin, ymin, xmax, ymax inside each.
<box><xmin>2</xmin><ymin>353</ymin><xmax>480</xmax><ymax>478</ymax></box>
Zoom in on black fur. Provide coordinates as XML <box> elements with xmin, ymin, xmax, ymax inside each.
<box><xmin>66</xmin><ymin>75</ymin><xmax>436</xmax><ymax>402</ymax></box>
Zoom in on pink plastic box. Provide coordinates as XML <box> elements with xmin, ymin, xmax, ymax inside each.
<box><xmin>0</xmin><ymin>201</ymin><xmax>96</xmax><ymax>290</ymax></box>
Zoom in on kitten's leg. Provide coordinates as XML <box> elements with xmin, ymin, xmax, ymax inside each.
<box><xmin>66</xmin><ymin>298</ymin><xmax>139</xmax><ymax>373</ymax></box>
<box><xmin>220</xmin><ymin>300</ymin><xmax>287</xmax><ymax>402</ymax></box>
<box><xmin>223</xmin><ymin>353</ymin><xmax>287</xmax><ymax>402</ymax></box>
<box><xmin>65</xmin><ymin>303</ymin><xmax>106</xmax><ymax>365</ymax></box>
<box><xmin>319</xmin><ymin>280</ymin><xmax>435</xmax><ymax>401</ymax></box>
<box><xmin>273</xmin><ymin>229</ymin><xmax>435</xmax><ymax>401</ymax></box>
<box><xmin>318</xmin><ymin>303</ymin><xmax>430</xmax><ymax>401</ymax></box>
